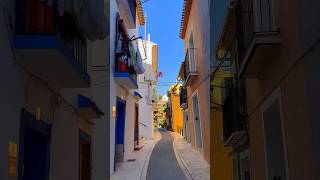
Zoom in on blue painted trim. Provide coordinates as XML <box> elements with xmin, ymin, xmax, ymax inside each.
<box><xmin>13</xmin><ymin>35</ymin><xmax>63</xmax><ymax>49</ymax></box>
<box><xmin>113</xmin><ymin>72</ymin><xmax>138</xmax><ymax>87</ymax></box>
<box><xmin>78</xmin><ymin>94</ymin><xmax>92</xmax><ymax>108</ymax></box>
<box><xmin>78</xmin><ymin>94</ymin><xmax>104</xmax><ymax>116</ymax></box>
<box><xmin>12</xmin><ymin>34</ymin><xmax>90</xmax><ymax>86</ymax></box>
<box><xmin>134</xmin><ymin>91</ymin><xmax>143</xmax><ymax>99</ymax></box>
<box><xmin>114</xmin><ymin>97</ymin><xmax>126</xmax><ymax>172</ymax></box>
<box><xmin>18</xmin><ymin>109</ymin><xmax>51</xmax><ymax>180</ymax></box>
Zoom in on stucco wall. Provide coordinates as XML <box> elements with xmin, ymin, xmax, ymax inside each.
<box><xmin>183</xmin><ymin>0</ymin><xmax>211</xmax><ymax>163</ymax></box>
<box><xmin>109</xmin><ymin>0</ymin><xmax>141</xmax><ymax>174</ymax></box>
<box><xmin>298</xmin><ymin>0</ymin><xmax>320</xmax><ymax>179</ymax></box>
<box><xmin>171</xmin><ymin>94</ymin><xmax>183</xmax><ymax>134</ymax></box>
<box><xmin>210</xmin><ymin>72</ymin><xmax>233</xmax><ymax>180</ymax></box>
<box><xmin>0</xmin><ymin>2</ymin><xmax>95</xmax><ymax>180</ymax></box>
<box><xmin>245</xmin><ymin>0</ymin><xmax>317</xmax><ymax>179</ymax></box>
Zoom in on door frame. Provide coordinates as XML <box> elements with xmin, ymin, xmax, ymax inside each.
<box><xmin>191</xmin><ymin>90</ymin><xmax>203</xmax><ymax>149</ymax></box>
<box><xmin>114</xmin><ymin>97</ymin><xmax>126</xmax><ymax>172</ymax></box>
<box><xmin>261</xmin><ymin>86</ymin><xmax>289</xmax><ymax>180</ymax></box>
<box><xmin>239</xmin><ymin>149</ymin><xmax>251</xmax><ymax>180</ymax></box>
<box><xmin>134</xmin><ymin>103</ymin><xmax>139</xmax><ymax>150</ymax></box>
<box><xmin>79</xmin><ymin>129</ymin><xmax>91</xmax><ymax>180</ymax></box>
<box><xmin>18</xmin><ymin>108</ymin><xmax>51</xmax><ymax>180</ymax></box>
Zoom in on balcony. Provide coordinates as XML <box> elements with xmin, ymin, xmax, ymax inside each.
<box><xmin>116</xmin><ymin>0</ymin><xmax>137</xmax><ymax>28</ymax></box>
<box><xmin>13</xmin><ymin>0</ymin><xmax>89</xmax><ymax>88</ymax></box>
<box><xmin>114</xmin><ymin>40</ymin><xmax>138</xmax><ymax>89</ymax></box>
<box><xmin>236</xmin><ymin>0</ymin><xmax>282</xmax><ymax>78</ymax></box>
<box><xmin>178</xmin><ymin>48</ymin><xmax>198</xmax><ymax>86</ymax></box>
<box><xmin>223</xmin><ymin>80</ymin><xmax>248</xmax><ymax>147</ymax></box>
<box><xmin>180</xmin><ymin>87</ymin><xmax>188</xmax><ymax>109</ymax></box>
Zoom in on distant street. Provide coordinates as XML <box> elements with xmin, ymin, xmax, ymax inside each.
<box><xmin>147</xmin><ymin>129</ymin><xmax>187</xmax><ymax>180</ymax></box>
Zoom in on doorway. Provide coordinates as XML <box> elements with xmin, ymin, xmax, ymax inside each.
<box><xmin>183</xmin><ymin>109</ymin><xmax>191</xmax><ymax>143</ymax></box>
<box><xmin>192</xmin><ymin>92</ymin><xmax>203</xmax><ymax>149</ymax></box>
<box><xmin>262</xmin><ymin>89</ymin><xmax>288</xmax><ymax>180</ymax></box>
<box><xmin>114</xmin><ymin>97</ymin><xmax>126</xmax><ymax>171</ymax></box>
<box><xmin>18</xmin><ymin>109</ymin><xmax>51</xmax><ymax>180</ymax></box>
<box><xmin>79</xmin><ymin>130</ymin><xmax>91</xmax><ymax>180</ymax></box>
<box><xmin>134</xmin><ymin>104</ymin><xmax>140</xmax><ymax>151</ymax></box>
<box><xmin>240</xmin><ymin>149</ymin><xmax>251</xmax><ymax>180</ymax></box>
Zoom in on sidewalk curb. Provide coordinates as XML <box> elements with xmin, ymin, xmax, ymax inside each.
<box><xmin>170</xmin><ymin>132</ymin><xmax>194</xmax><ymax>180</ymax></box>
<box><xmin>139</xmin><ymin>129</ymin><xmax>162</xmax><ymax>180</ymax></box>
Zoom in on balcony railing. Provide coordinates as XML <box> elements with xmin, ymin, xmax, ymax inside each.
<box><xmin>179</xmin><ymin>48</ymin><xmax>198</xmax><ymax>85</ymax></box>
<box><xmin>15</xmin><ymin>0</ymin><xmax>87</xmax><ymax>72</ymax></box>
<box><xmin>236</xmin><ymin>0</ymin><xmax>281</xmax><ymax>77</ymax></box>
<box><xmin>180</xmin><ymin>87</ymin><xmax>188</xmax><ymax>109</ymax></box>
<box><xmin>223</xmin><ymin>79</ymin><xmax>248</xmax><ymax>146</ymax></box>
<box><xmin>185</xmin><ymin>48</ymin><xmax>196</xmax><ymax>75</ymax></box>
<box><xmin>114</xmin><ymin>39</ymin><xmax>138</xmax><ymax>89</ymax></box>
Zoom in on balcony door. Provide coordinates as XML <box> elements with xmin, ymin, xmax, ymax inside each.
<box><xmin>262</xmin><ymin>88</ymin><xmax>288</xmax><ymax>180</ymax></box>
<box><xmin>192</xmin><ymin>92</ymin><xmax>203</xmax><ymax>149</ymax></box>
<box><xmin>188</xmin><ymin>32</ymin><xmax>196</xmax><ymax>72</ymax></box>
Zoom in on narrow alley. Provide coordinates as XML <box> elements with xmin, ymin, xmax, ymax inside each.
<box><xmin>146</xmin><ymin>129</ymin><xmax>186</xmax><ymax>180</ymax></box>
<box><xmin>0</xmin><ymin>0</ymin><xmax>319</xmax><ymax>179</ymax></box>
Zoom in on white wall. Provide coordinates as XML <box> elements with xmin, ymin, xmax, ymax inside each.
<box><xmin>109</xmin><ymin>0</ymin><xmax>141</xmax><ymax>174</ymax></box>
<box><xmin>137</xmin><ymin>40</ymin><xmax>157</xmax><ymax>139</ymax></box>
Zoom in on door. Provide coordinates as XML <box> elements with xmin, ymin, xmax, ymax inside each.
<box><xmin>184</xmin><ymin>109</ymin><xmax>191</xmax><ymax>143</ymax></box>
<box><xmin>19</xmin><ymin>109</ymin><xmax>51</xmax><ymax>180</ymax></box>
<box><xmin>79</xmin><ymin>131</ymin><xmax>91</xmax><ymax>180</ymax></box>
<box><xmin>262</xmin><ymin>97</ymin><xmax>287</xmax><ymax>180</ymax></box>
<box><xmin>240</xmin><ymin>149</ymin><xmax>251</xmax><ymax>180</ymax></box>
<box><xmin>192</xmin><ymin>93</ymin><xmax>202</xmax><ymax>148</ymax></box>
<box><xmin>114</xmin><ymin>98</ymin><xmax>126</xmax><ymax>171</ymax></box>
<box><xmin>134</xmin><ymin>104</ymin><xmax>139</xmax><ymax>150</ymax></box>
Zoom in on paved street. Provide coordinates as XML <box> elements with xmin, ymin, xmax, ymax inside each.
<box><xmin>147</xmin><ymin>129</ymin><xmax>187</xmax><ymax>180</ymax></box>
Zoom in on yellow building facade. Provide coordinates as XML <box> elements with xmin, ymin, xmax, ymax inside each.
<box><xmin>210</xmin><ymin>70</ymin><xmax>233</xmax><ymax>180</ymax></box>
<box><xmin>167</xmin><ymin>84</ymin><xmax>184</xmax><ymax>135</ymax></box>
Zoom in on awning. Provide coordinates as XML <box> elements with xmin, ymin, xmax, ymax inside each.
<box><xmin>133</xmin><ymin>91</ymin><xmax>143</xmax><ymax>100</ymax></box>
<box><xmin>78</xmin><ymin>94</ymin><xmax>104</xmax><ymax>119</ymax></box>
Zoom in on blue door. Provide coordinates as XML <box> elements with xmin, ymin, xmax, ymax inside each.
<box><xmin>114</xmin><ymin>98</ymin><xmax>126</xmax><ymax>171</ymax></box>
<box><xmin>19</xmin><ymin>109</ymin><xmax>51</xmax><ymax>180</ymax></box>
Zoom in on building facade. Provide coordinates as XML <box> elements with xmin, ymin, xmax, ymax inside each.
<box><xmin>0</xmin><ymin>0</ymin><xmax>107</xmax><ymax>179</ymax></box>
<box><xmin>178</xmin><ymin>0</ymin><xmax>211</xmax><ymax>163</ymax></box>
<box><xmin>212</xmin><ymin>0</ymin><xmax>320</xmax><ymax>179</ymax></box>
<box><xmin>167</xmin><ymin>83</ymin><xmax>184</xmax><ymax>135</ymax></box>
<box><xmin>137</xmin><ymin>37</ymin><xmax>158</xmax><ymax>140</ymax></box>
<box><xmin>109</xmin><ymin>0</ymin><xmax>146</xmax><ymax>174</ymax></box>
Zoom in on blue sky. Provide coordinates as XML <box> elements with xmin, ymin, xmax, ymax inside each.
<box><xmin>140</xmin><ymin>0</ymin><xmax>184</xmax><ymax>95</ymax></box>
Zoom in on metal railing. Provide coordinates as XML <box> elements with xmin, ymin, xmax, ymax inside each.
<box><xmin>15</xmin><ymin>0</ymin><xmax>87</xmax><ymax>72</ymax></box>
<box><xmin>236</xmin><ymin>0</ymin><xmax>278</xmax><ymax>66</ymax></box>
<box><xmin>185</xmin><ymin>48</ymin><xmax>196</xmax><ymax>75</ymax></box>
<box><xmin>115</xmin><ymin>41</ymin><xmax>138</xmax><ymax>82</ymax></box>
<box><xmin>222</xmin><ymin>79</ymin><xmax>248</xmax><ymax>142</ymax></box>
<box><xmin>180</xmin><ymin>87</ymin><xmax>188</xmax><ymax>107</ymax></box>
